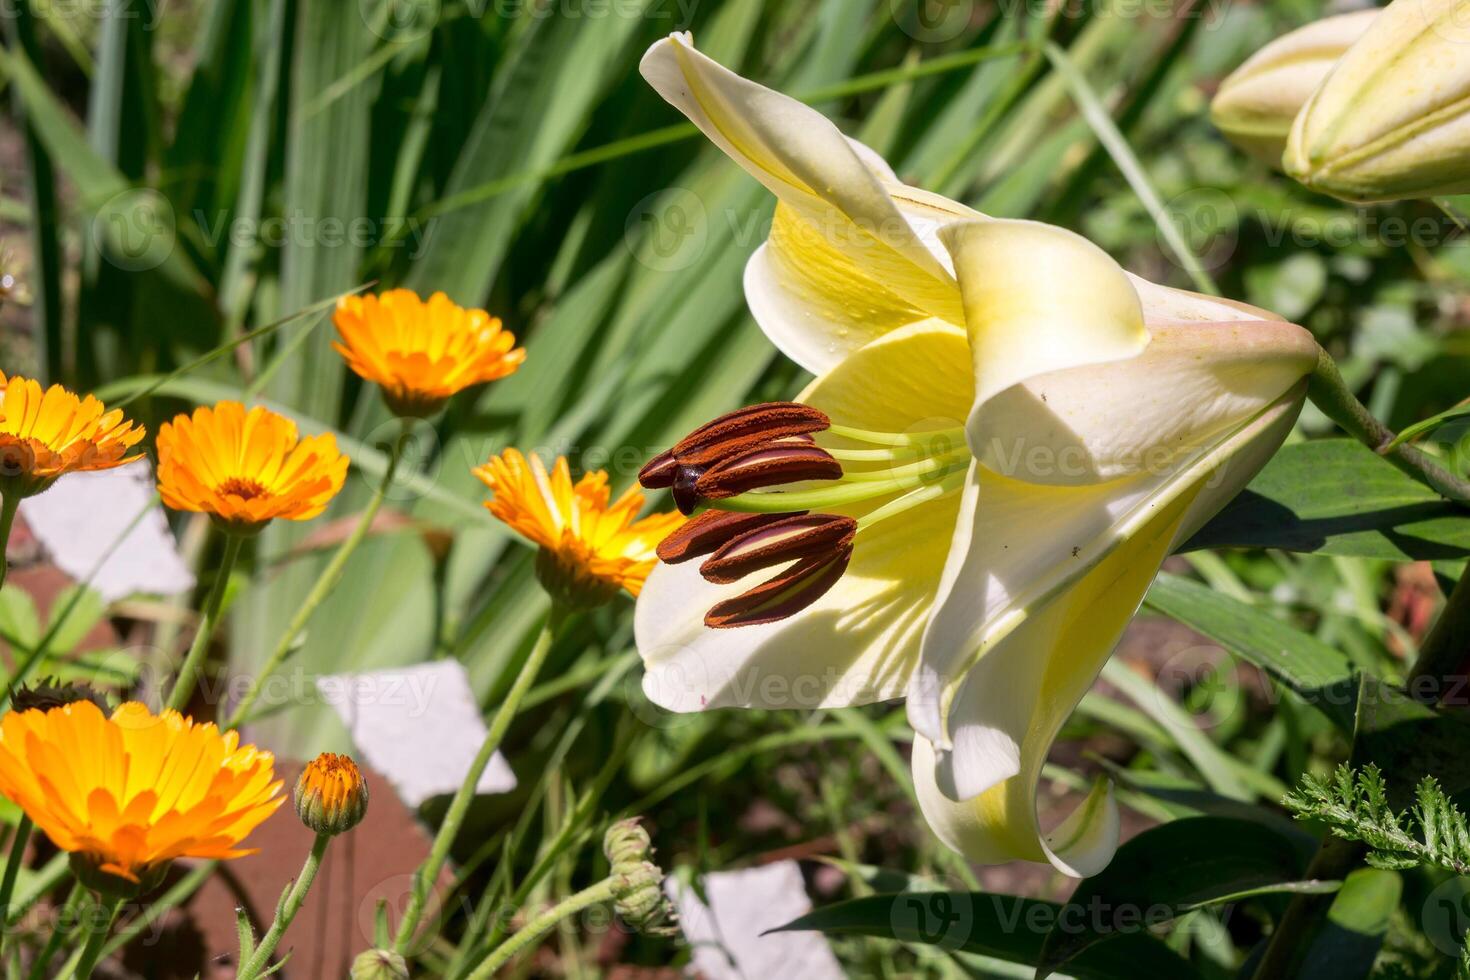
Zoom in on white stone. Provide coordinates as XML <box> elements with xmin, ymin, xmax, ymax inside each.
<box><xmin>668</xmin><ymin>861</ymin><xmax>843</xmax><ymax>980</ymax></box>
<box><xmin>19</xmin><ymin>462</ymin><xmax>193</xmax><ymax>602</ymax></box>
<box><xmin>317</xmin><ymin>660</ymin><xmax>516</xmax><ymax>807</ymax></box>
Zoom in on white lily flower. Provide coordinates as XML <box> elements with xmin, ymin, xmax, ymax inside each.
<box><xmin>633</xmin><ymin>33</ymin><xmax>1317</xmax><ymax>876</ymax></box>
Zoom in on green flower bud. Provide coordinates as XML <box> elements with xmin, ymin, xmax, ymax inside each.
<box><xmin>10</xmin><ymin>676</ymin><xmax>109</xmax><ymax>714</ymax></box>
<box><xmin>602</xmin><ymin>818</ymin><xmax>678</xmax><ymax>937</ymax></box>
<box><xmin>1211</xmin><ymin>10</ymin><xmax>1378</xmax><ymax>168</ymax></box>
<box><xmin>1285</xmin><ymin>0</ymin><xmax>1470</xmax><ymax>201</ymax></box>
<box><xmin>294</xmin><ymin>753</ymin><xmax>369</xmax><ymax>837</ymax></box>
<box><xmin>350</xmin><ymin>948</ymin><xmax>409</xmax><ymax>980</ymax></box>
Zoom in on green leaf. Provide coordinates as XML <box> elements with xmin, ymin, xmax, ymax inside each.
<box><xmin>1294</xmin><ymin>868</ymin><xmax>1401</xmax><ymax>980</ymax></box>
<box><xmin>1385</xmin><ymin>401</ymin><xmax>1470</xmax><ymax>451</ymax></box>
<box><xmin>1143</xmin><ymin>573</ymin><xmax>1358</xmax><ymax>731</ymax></box>
<box><xmin>1035</xmin><ymin>817</ymin><xmax>1328</xmax><ymax>979</ymax></box>
<box><xmin>1186</xmin><ymin>439</ymin><xmax>1470</xmax><ymax>561</ymax></box>
<box><xmin>774</xmin><ymin>892</ymin><xmax>1204</xmax><ymax>980</ymax></box>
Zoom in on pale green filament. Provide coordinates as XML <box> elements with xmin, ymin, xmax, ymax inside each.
<box><xmin>855</xmin><ymin>469</ymin><xmax>968</xmax><ymax>531</ymax></box>
<box><xmin>712</xmin><ymin>458</ymin><xmax>971</xmax><ymax>513</ymax></box>
<box><xmin>826</xmin><ymin>423</ymin><xmax>967</xmax><ymax>448</ymax></box>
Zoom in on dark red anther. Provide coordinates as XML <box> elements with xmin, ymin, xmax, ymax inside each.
<box><xmin>656</xmin><ymin>510</ymin><xmax>806</xmax><ymax>564</ymax></box>
<box><xmin>705</xmin><ymin>548</ymin><xmax>853</xmax><ymax>629</ymax></box>
<box><xmin>671</xmin><ymin>464</ymin><xmax>705</xmax><ymax>516</ymax></box>
<box><xmin>693</xmin><ymin>443</ymin><xmax>841</xmax><ymax>500</ymax></box>
<box><xmin>671</xmin><ymin>402</ymin><xmax>830</xmax><ymax>468</ymax></box>
<box><xmin>699</xmin><ymin>514</ymin><xmax>857</xmax><ymax>584</ymax></box>
<box><xmin>638</xmin><ymin>449</ymin><xmax>679</xmax><ymax>489</ymax></box>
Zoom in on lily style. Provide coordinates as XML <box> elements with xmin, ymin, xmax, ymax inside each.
<box><xmin>632</xmin><ymin>34</ymin><xmax>1319</xmax><ymax>876</ymax></box>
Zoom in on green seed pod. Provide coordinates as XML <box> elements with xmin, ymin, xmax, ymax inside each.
<box><xmin>350</xmin><ymin>949</ymin><xmax>409</xmax><ymax>980</ymax></box>
<box><xmin>602</xmin><ymin>818</ymin><xmax>679</xmax><ymax>937</ymax></box>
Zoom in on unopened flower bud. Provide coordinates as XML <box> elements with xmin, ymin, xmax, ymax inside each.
<box><xmin>602</xmin><ymin>818</ymin><xmax>678</xmax><ymax>937</ymax></box>
<box><xmin>294</xmin><ymin>753</ymin><xmax>368</xmax><ymax>837</ymax></box>
<box><xmin>350</xmin><ymin>949</ymin><xmax>409</xmax><ymax>980</ymax></box>
<box><xmin>1210</xmin><ymin>9</ymin><xmax>1377</xmax><ymax>167</ymax></box>
<box><xmin>1285</xmin><ymin>0</ymin><xmax>1470</xmax><ymax>201</ymax></box>
<box><xmin>10</xmin><ymin>676</ymin><xmax>108</xmax><ymax>714</ymax></box>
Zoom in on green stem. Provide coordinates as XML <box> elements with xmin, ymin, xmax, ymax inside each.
<box><xmin>0</xmin><ymin>492</ymin><xmax>19</xmax><ymax>594</ymax></box>
<box><xmin>393</xmin><ymin>608</ymin><xmax>565</xmax><ymax>955</ymax></box>
<box><xmin>1309</xmin><ymin>348</ymin><xmax>1470</xmax><ymax>504</ymax></box>
<box><xmin>0</xmin><ymin>815</ymin><xmax>30</xmax><ymax>956</ymax></box>
<box><xmin>26</xmin><ymin>882</ymin><xmax>82</xmax><ymax>980</ymax></box>
<box><xmin>62</xmin><ymin>891</ymin><xmax>121</xmax><ymax>980</ymax></box>
<box><xmin>237</xmin><ymin>833</ymin><xmax>331</xmax><ymax>979</ymax></box>
<box><xmin>224</xmin><ymin>420</ymin><xmax>410</xmax><ymax>729</ymax></box>
<box><xmin>464</xmin><ymin>878</ymin><xmax>617</xmax><ymax>980</ymax></box>
<box><xmin>165</xmin><ymin>533</ymin><xmax>243</xmax><ymax>713</ymax></box>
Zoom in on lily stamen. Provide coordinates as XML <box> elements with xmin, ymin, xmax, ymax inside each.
<box><xmin>825</xmin><ymin>423</ymin><xmax>967</xmax><ymax>448</ymax></box>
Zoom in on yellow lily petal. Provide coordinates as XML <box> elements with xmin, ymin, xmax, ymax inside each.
<box><xmin>635</xmin><ymin>320</ymin><xmax>971</xmax><ymax>710</ymax></box>
<box><xmin>640</xmin><ymin>32</ymin><xmax>965</xmax><ymax>368</ymax></box>
<box><xmin>939</xmin><ymin>219</ymin><xmax>1149</xmax><ymax>441</ymax></box>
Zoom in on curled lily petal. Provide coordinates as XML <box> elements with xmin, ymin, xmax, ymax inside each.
<box><xmin>939</xmin><ymin>218</ymin><xmax>1148</xmax><ymax>441</ymax></box>
<box><xmin>640</xmin><ymin>31</ymin><xmax>965</xmax><ymax>373</ymax></box>
<box><xmin>909</xmin><ymin>387</ymin><xmax>1305</xmax><ymax>876</ymax></box>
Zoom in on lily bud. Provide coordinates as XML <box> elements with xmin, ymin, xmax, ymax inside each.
<box><xmin>602</xmin><ymin>819</ymin><xmax>679</xmax><ymax>937</ymax></box>
<box><xmin>1285</xmin><ymin>0</ymin><xmax>1470</xmax><ymax>201</ymax></box>
<box><xmin>294</xmin><ymin>753</ymin><xmax>369</xmax><ymax>837</ymax></box>
<box><xmin>1210</xmin><ymin>9</ymin><xmax>1377</xmax><ymax>168</ymax></box>
<box><xmin>350</xmin><ymin>949</ymin><xmax>409</xmax><ymax>980</ymax></box>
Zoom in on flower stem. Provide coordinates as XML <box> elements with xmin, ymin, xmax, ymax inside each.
<box><xmin>224</xmin><ymin>420</ymin><xmax>411</xmax><ymax>729</ymax></box>
<box><xmin>0</xmin><ymin>492</ymin><xmax>19</xmax><ymax>594</ymax></box>
<box><xmin>63</xmin><ymin>891</ymin><xmax>121</xmax><ymax>980</ymax></box>
<box><xmin>1309</xmin><ymin>347</ymin><xmax>1470</xmax><ymax>504</ymax></box>
<box><xmin>0</xmin><ymin>815</ymin><xmax>29</xmax><ymax>941</ymax></box>
<box><xmin>464</xmin><ymin>877</ymin><xmax>617</xmax><ymax>979</ymax></box>
<box><xmin>0</xmin><ymin>815</ymin><xmax>30</xmax><ymax>959</ymax></box>
<box><xmin>237</xmin><ymin>833</ymin><xmax>331</xmax><ymax>980</ymax></box>
<box><xmin>165</xmin><ymin>533</ymin><xmax>244</xmax><ymax>713</ymax></box>
<box><xmin>393</xmin><ymin>607</ymin><xmax>566</xmax><ymax>956</ymax></box>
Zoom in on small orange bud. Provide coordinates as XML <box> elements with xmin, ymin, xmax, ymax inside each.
<box><xmin>294</xmin><ymin>753</ymin><xmax>368</xmax><ymax>837</ymax></box>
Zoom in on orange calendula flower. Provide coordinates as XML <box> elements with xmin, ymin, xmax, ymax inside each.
<box><xmin>333</xmin><ymin>289</ymin><xmax>526</xmax><ymax>418</ymax></box>
<box><xmin>155</xmin><ymin>401</ymin><xmax>348</xmax><ymax>534</ymax></box>
<box><xmin>0</xmin><ymin>372</ymin><xmax>145</xmax><ymax>498</ymax></box>
<box><xmin>473</xmin><ymin>449</ymin><xmax>681</xmax><ymax>607</ymax></box>
<box><xmin>0</xmin><ymin>700</ymin><xmax>282</xmax><ymax>892</ymax></box>
<box><xmin>294</xmin><ymin>752</ymin><xmax>368</xmax><ymax>837</ymax></box>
